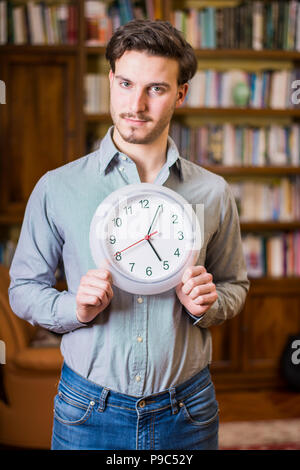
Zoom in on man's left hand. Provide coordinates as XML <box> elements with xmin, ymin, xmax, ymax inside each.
<box><xmin>176</xmin><ymin>265</ymin><xmax>218</xmax><ymax>317</ymax></box>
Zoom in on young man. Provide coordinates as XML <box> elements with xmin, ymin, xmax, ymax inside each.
<box><xmin>9</xmin><ymin>20</ymin><xmax>249</xmax><ymax>450</ymax></box>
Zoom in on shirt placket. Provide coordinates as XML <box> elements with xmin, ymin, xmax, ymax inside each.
<box><xmin>131</xmin><ymin>294</ymin><xmax>148</xmax><ymax>396</ymax></box>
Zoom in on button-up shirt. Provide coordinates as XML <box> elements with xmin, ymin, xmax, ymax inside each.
<box><xmin>9</xmin><ymin>127</ymin><xmax>249</xmax><ymax>396</ymax></box>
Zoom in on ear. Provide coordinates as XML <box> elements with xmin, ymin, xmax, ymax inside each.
<box><xmin>108</xmin><ymin>69</ymin><xmax>114</xmax><ymax>87</ymax></box>
<box><xmin>175</xmin><ymin>83</ymin><xmax>189</xmax><ymax>108</ymax></box>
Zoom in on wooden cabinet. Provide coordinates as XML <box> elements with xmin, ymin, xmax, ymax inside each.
<box><xmin>0</xmin><ymin>50</ymin><xmax>80</xmax><ymax>219</ymax></box>
<box><xmin>211</xmin><ymin>278</ymin><xmax>300</xmax><ymax>390</ymax></box>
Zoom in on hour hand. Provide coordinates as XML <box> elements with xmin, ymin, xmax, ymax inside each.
<box><xmin>146</xmin><ymin>238</ymin><xmax>162</xmax><ymax>262</ymax></box>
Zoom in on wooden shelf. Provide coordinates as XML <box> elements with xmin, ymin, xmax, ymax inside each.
<box><xmin>249</xmin><ymin>276</ymin><xmax>300</xmax><ymax>294</ymax></box>
<box><xmin>85</xmin><ymin>113</ymin><xmax>112</xmax><ymax>122</ymax></box>
<box><xmin>84</xmin><ymin>47</ymin><xmax>300</xmax><ymax>61</ymax></box>
<box><xmin>0</xmin><ymin>214</ymin><xmax>23</xmax><ymax>225</ymax></box>
<box><xmin>240</xmin><ymin>221</ymin><xmax>300</xmax><ymax>231</ymax></box>
<box><xmin>175</xmin><ymin>107</ymin><xmax>300</xmax><ymax>117</ymax></box>
<box><xmin>194</xmin><ymin>49</ymin><xmax>300</xmax><ymax>60</ymax></box>
<box><xmin>203</xmin><ymin>166</ymin><xmax>300</xmax><ymax>176</ymax></box>
<box><xmin>0</xmin><ymin>44</ymin><xmax>78</xmax><ymax>54</ymax></box>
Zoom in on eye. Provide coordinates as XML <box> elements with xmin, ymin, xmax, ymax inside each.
<box><xmin>150</xmin><ymin>86</ymin><xmax>163</xmax><ymax>94</ymax></box>
<box><xmin>120</xmin><ymin>81</ymin><xmax>131</xmax><ymax>88</ymax></box>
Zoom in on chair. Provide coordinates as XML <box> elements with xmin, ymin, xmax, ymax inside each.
<box><xmin>0</xmin><ymin>264</ymin><xmax>63</xmax><ymax>448</ymax></box>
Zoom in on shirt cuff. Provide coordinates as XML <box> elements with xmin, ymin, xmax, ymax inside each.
<box><xmin>55</xmin><ymin>291</ymin><xmax>88</xmax><ymax>332</ymax></box>
<box><xmin>183</xmin><ymin>299</ymin><xmax>221</xmax><ymax>328</ymax></box>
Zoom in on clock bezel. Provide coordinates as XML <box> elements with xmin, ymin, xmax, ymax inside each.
<box><xmin>89</xmin><ymin>183</ymin><xmax>202</xmax><ymax>295</ymax></box>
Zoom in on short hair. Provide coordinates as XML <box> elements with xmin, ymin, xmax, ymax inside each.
<box><xmin>105</xmin><ymin>19</ymin><xmax>197</xmax><ymax>85</ymax></box>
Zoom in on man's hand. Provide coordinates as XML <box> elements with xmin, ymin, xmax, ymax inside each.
<box><xmin>76</xmin><ymin>269</ymin><xmax>114</xmax><ymax>323</ymax></box>
<box><xmin>176</xmin><ymin>265</ymin><xmax>218</xmax><ymax>317</ymax></box>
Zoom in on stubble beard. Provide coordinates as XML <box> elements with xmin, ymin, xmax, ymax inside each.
<box><xmin>110</xmin><ymin>102</ymin><xmax>176</xmax><ymax>145</ymax></box>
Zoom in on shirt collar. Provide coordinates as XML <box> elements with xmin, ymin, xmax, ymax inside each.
<box><xmin>98</xmin><ymin>126</ymin><xmax>183</xmax><ymax>181</ymax></box>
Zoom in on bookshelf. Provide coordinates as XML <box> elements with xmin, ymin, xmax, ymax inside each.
<box><xmin>1</xmin><ymin>0</ymin><xmax>300</xmax><ymax>395</ymax></box>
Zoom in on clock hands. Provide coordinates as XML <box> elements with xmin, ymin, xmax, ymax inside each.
<box><xmin>114</xmin><ymin>230</ymin><xmax>158</xmax><ymax>256</ymax></box>
<box><xmin>147</xmin><ymin>238</ymin><xmax>162</xmax><ymax>262</ymax></box>
<box><xmin>145</xmin><ymin>204</ymin><xmax>163</xmax><ymax>261</ymax></box>
<box><xmin>114</xmin><ymin>205</ymin><xmax>163</xmax><ymax>261</ymax></box>
<box><xmin>147</xmin><ymin>204</ymin><xmax>162</xmax><ymax>235</ymax></box>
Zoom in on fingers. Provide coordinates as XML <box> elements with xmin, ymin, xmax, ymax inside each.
<box><xmin>76</xmin><ymin>269</ymin><xmax>113</xmax><ymax>318</ymax></box>
<box><xmin>80</xmin><ymin>274</ymin><xmax>114</xmax><ymax>300</ymax></box>
<box><xmin>181</xmin><ymin>268</ymin><xmax>213</xmax><ymax>296</ymax></box>
<box><xmin>193</xmin><ymin>290</ymin><xmax>218</xmax><ymax>306</ymax></box>
<box><xmin>182</xmin><ymin>265</ymin><xmax>206</xmax><ymax>283</ymax></box>
<box><xmin>177</xmin><ymin>265</ymin><xmax>218</xmax><ymax>316</ymax></box>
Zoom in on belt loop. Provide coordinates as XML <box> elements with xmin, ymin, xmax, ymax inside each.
<box><xmin>98</xmin><ymin>387</ymin><xmax>109</xmax><ymax>412</ymax></box>
<box><xmin>168</xmin><ymin>387</ymin><xmax>178</xmax><ymax>415</ymax></box>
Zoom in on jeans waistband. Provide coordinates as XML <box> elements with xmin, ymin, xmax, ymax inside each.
<box><xmin>59</xmin><ymin>362</ymin><xmax>211</xmax><ymax>415</ymax></box>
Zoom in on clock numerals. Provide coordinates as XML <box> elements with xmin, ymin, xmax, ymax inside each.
<box><xmin>174</xmin><ymin>248</ymin><xmax>180</xmax><ymax>257</ymax></box>
<box><xmin>129</xmin><ymin>262</ymin><xmax>135</xmax><ymax>272</ymax></box>
<box><xmin>115</xmin><ymin>251</ymin><xmax>122</xmax><ymax>261</ymax></box>
<box><xmin>123</xmin><ymin>205</ymin><xmax>133</xmax><ymax>215</ymax></box>
<box><xmin>171</xmin><ymin>214</ymin><xmax>178</xmax><ymax>224</ymax></box>
<box><xmin>146</xmin><ymin>266</ymin><xmax>152</xmax><ymax>276</ymax></box>
<box><xmin>112</xmin><ymin>217</ymin><xmax>122</xmax><ymax>227</ymax></box>
<box><xmin>163</xmin><ymin>260</ymin><xmax>169</xmax><ymax>270</ymax></box>
<box><xmin>139</xmin><ymin>199</ymin><xmax>149</xmax><ymax>209</ymax></box>
<box><xmin>109</xmin><ymin>235</ymin><xmax>116</xmax><ymax>244</ymax></box>
<box><xmin>178</xmin><ymin>231</ymin><xmax>184</xmax><ymax>240</ymax></box>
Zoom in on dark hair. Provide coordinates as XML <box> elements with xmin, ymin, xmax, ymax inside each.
<box><xmin>105</xmin><ymin>19</ymin><xmax>197</xmax><ymax>85</ymax></box>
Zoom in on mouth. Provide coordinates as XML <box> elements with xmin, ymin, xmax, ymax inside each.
<box><xmin>122</xmin><ymin>115</ymin><xmax>150</xmax><ymax>126</ymax></box>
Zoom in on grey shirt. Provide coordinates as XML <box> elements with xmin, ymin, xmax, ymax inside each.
<box><xmin>9</xmin><ymin>127</ymin><xmax>249</xmax><ymax>396</ymax></box>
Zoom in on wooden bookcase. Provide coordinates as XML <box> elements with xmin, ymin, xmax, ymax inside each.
<box><xmin>0</xmin><ymin>0</ymin><xmax>300</xmax><ymax>393</ymax></box>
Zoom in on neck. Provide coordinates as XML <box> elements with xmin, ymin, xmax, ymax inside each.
<box><xmin>112</xmin><ymin>127</ymin><xmax>169</xmax><ymax>183</ymax></box>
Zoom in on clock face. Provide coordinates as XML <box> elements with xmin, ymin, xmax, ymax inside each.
<box><xmin>90</xmin><ymin>184</ymin><xmax>202</xmax><ymax>294</ymax></box>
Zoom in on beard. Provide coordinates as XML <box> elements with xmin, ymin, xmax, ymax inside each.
<box><xmin>110</xmin><ymin>101</ymin><xmax>176</xmax><ymax>145</ymax></box>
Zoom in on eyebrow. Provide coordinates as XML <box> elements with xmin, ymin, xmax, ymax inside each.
<box><xmin>115</xmin><ymin>75</ymin><xmax>171</xmax><ymax>89</ymax></box>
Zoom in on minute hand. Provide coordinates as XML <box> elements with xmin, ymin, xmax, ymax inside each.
<box><xmin>147</xmin><ymin>204</ymin><xmax>162</xmax><ymax>235</ymax></box>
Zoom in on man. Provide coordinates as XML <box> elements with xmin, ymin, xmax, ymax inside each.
<box><xmin>9</xmin><ymin>20</ymin><xmax>249</xmax><ymax>450</ymax></box>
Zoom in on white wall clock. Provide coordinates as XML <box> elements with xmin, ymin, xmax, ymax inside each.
<box><xmin>89</xmin><ymin>183</ymin><xmax>202</xmax><ymax>295</ymax></box>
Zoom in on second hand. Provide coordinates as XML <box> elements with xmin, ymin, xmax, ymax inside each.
<box><xmin>114</xmin><ymin>230</ymin><xmax>158</xmax><ymax>256</ymax></box>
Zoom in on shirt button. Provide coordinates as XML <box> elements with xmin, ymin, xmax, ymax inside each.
<box><xmin>119</xmin><ymin>166</ymin><xmax>125</xmax><ymax>172</ymax></box>
<box><xmin>137</xmin><ymin>336</ymin><xmax>143</xmax><ymax>343</ymax></box>
<box><xmin>135</xmin><ymin>375</ymin><xmax>141</xmax><ymax>382</ymax></box>
<box><xmin>120</xmin><ymin>155</ymin><xmax>127</xmax><ymax>161</ymax></box>
<box><xmin>137</xmin><ymin>297</ymin><xmax>143</xmax><ymax>304</ymax></box>
<box><xmin>139</xmin><ymin>400</ymin><xmax>146</xmax><ymax>408</ymax></box>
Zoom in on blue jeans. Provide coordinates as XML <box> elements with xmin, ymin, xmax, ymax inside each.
<box><xmin>51</xmin><ymin>362</ymin><xmax>219</xmax><ymax>450</ymax></box>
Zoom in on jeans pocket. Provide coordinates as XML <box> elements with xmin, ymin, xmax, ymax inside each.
<box><xmin>180</xmin><ymin>380</ymin><xmax>219</xmax><ymax>427</ymax></box>
<box><xmin>54</xmin><ymin>382</ymin><xmax>95</xmax><ymax>426</ymax></box>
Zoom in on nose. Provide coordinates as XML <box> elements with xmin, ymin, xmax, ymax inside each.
<box><xmin>130</xmin><ymin>88</ymin><xmax>147</xmax><ymax>114</ymax></box>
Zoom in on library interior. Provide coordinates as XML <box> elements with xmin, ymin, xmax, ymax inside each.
<box><xmin>0</xmin><ymin>0</ymin><xmax>300</xmax><ymax>451</ymax></box>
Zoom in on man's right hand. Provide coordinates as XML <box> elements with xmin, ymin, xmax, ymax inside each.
<box><xmin>76</xmin><ymin>269</ymin><xmax>114</xmax><ymax>323</ymax></box>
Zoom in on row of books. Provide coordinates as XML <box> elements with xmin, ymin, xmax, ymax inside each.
<box><xmin>172</xmin><ymin>1</ymin><xmax>300</xmax><ymax>51</ymax></box>
<box><xmin>85</xmin><ymin>0</ymin><xmax>162</xmax><ymax>46</ymax></box>
<box><xmin>169</xmin><ymin>123</ymin><xmax>300</xmax><ymax>167</ymax></box>
<box><xmin>84</xmin><ymin>73</ymin><xmax>110</xmax><ymax>114</ymax></box>
<box><xmin>242</xmin><ymin>231</ymin><xmax>300</xmax><ymax>278</ymax></box>
<box><xmin>186</xmin><ymin>69</ymin><xmax>300</xmax><ymax>109</ymax></box>
<box><xmin>230</xmin><ymin>177</ymin><xmax>300</xmax><ymax>222</ymax></box>
<box><xmin>0</xmin><ymin>1</ymin><xmax>77</xmax><ymax>45</ymax></box>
